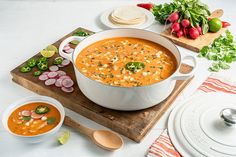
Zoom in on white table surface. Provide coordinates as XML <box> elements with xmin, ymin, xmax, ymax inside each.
<box><xmin>0</xmin><ymin>0</ymin><xmax>235</xmax><ymax>157</ymax></box>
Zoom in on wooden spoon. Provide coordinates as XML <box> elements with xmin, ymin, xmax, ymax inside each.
<box><xmin>208</xmin><ymin>9</ymin><xmax>224</xmax><ymax>18</ymax></box>
<box><xmin>63</xmin><ymin>116</ymin><xmax>123</xmax><ymax>151</ymax></box>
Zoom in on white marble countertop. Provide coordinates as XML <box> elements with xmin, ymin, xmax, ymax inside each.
<box><xmin>0</xmin><ymin>0</ymin><xmax>235</xmax><ymax>157</ymax></box>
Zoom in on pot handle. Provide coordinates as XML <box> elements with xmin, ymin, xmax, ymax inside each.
<box><xmin>59</xmin><ymin>36</ymin><xmax>85</xmax><ymax>62</ymax></box>
<box><xmin>171</xmin><ymin>55</ymin><xmax>197</xmax><ymax>80</ymax></box>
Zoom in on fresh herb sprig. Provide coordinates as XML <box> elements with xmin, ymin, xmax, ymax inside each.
<box><xmin>199</xmin><ymin>30</ymin><xmax>236</xmax><ymax>72</ymax></box>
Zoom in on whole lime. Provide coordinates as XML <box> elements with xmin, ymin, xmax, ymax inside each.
<box><xmin>209</xmin><ymin>18</ymin><xmax>222</xmax><ymax>32</ymax></box>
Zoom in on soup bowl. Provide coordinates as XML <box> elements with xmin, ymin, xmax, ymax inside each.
<box><xmin>59</xmin><ymin>29</ymin><xmax>196</xmax><ymax>111</ymax></box>
<box><xmin>2</xmin><ymin>96</ymin><xmax>65</xmax><ymax>143</ymax></box>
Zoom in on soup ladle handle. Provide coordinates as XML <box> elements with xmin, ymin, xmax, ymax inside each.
<box><xmin>64</xmin><ymin>116</ymin><xmax>94</xmax><ymax>137</ymax></box>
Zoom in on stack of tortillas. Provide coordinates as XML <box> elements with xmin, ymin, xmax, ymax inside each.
<box><xmin>110</xmin><ymin>6</ymin><xmax>146</xmax><ymax>25</ymax></box>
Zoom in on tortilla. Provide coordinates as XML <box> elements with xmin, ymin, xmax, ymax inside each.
<box><xmin>109</xmin><ymin>6</ymin><xmax>146</xmax><ymax>25</ymax></box>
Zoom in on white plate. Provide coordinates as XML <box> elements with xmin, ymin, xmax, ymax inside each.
<box><xmin>100</xmin><ymin>6</ymin><xmax>155</xmax><ymax>29</ymax></box>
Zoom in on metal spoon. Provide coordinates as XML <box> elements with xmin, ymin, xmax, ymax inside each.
<box><xmin>63</xmin><ymin>116</ymin><xmax>123</xmax><ymax>151</ymax></box>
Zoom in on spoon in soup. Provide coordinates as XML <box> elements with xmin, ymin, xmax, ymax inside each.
<box><xmin>63</xmin><ymin>116</ymin><xmax>123</xmax><ymax>151</ymax></box>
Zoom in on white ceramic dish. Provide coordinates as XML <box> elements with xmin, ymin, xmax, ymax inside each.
<box><xmin>59</xmin><ymin>28</ymin><xmax>197</xmax><ymax>111</ymax></box>
<box><xmin>100</xmin><ymin>6</ymin><xmax>155</xmax><ymax>29</ymax></box>
<box><xmin>2</xmin><ymin>96</ymin><xmax>65</xmax><ymax>143</ymax></box>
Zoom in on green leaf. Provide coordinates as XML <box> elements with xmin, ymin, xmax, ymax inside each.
<box><xmin>47</xmin><ymin>117</ymin><xmax>56</xmax><ymax>124</ymax></box>
<box><xmin>219</xmin><ymin>61</ymin><xmax>230</xmax><ymax>70</ymax></box>
<box><xmin>22</xmin><ymin>116</ymin><xmax>31</xmax><ymax>122</ymax></box>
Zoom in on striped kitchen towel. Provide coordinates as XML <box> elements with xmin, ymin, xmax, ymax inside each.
<box><xmin>147</xmin><ymin>74</ymin><xmax>236</xmax><ymax>157</ymax></box>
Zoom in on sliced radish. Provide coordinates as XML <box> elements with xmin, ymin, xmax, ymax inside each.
<box><xmin>57</xmin><ymin>70</ymin><xmax>66</xmax><ymax>76</ymax></box>
<box><xmin>61</xmin><ymin>87</ymin><xmax>74</xmax><ymax>93</ymax></box>
<box><xmin>21</xmin><ymin>110</ymin><xmax>31</xmax><ymax>116</ymax></box>
<box><xmin>49</xmin><ymin>65</ymin><xmax>59</xmax><ymax>72</ymax></box>
<box><xmin>31</xmin><ymin>111</ymin><xmax>43</xmax><ymax>119</ymax></box>
<box><xmin>57</xmin><ymin>64</ymin><xmax>65</xmax><ymax>68</ymax></box>
<box><xmin>59</xmin><ymin>75</ymin><xmax>71</xmax><ymax>80</ymax></box>
<box><xmin>55</xmin><ymin>79</ymin><xmax>63</xmax><ymax>87</ymax></box>
<box><xmin>42</xmin><ymin>71</ymin><xmax>50</xmax><ymax>75</ymax></box>
<box><xmin>45</xmin><ymin>78</ymin><xmax>56</xmax><ymax>86</ymax></box>
<box><xmin>61</xmin><ymin>59</ymin><xmax>70</xmax><ymax>66</ymax></box>
<box><xmin>62</xmin><ymin>78</ymin><xmax>74</xmax><ymax>88</ymax></box>
<box><xmin>65</xmin><ymin>48</ymin><xmax>74</xmax><ymax>54</ymax></box>
<box><xmin>63</xmin><ymin>45</ymin><xmax>70</xmax><ymax>51</ymax></box>
<box><xmin>47</xmin><ymin>71</ymin><xmax>58</xmax><ymax>78</ymax></box>
<box><xmin>39</xmin><ymin>74</ymin><xmax>49</xmax><ymax>81</ymax></box>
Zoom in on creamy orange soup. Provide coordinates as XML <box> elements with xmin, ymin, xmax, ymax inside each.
<box><xmin>76</xmin><ymin>37</ymin><xmax>177</xmax><ymax>87</ymax></box>
<box><xmin>8</xmin><ymin>102</ymin><xmax>60</xmax><ymax>136</ymax></box>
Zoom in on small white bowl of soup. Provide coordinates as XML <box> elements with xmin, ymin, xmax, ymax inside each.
<box><xmin>2</xmin><ymin>96</ymin><xmax>65</xmax><ymax>143</ymax></box>
<box><xmin>59</xmin><ymin>29</ymin><xmax>197</xmax><ymax>110</ymax></box>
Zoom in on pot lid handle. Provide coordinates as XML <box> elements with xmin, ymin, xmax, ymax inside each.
<box><xmin>220</xmin><ymin>108</ymin><xmax>236</xmax><ymax>126</ymax></box>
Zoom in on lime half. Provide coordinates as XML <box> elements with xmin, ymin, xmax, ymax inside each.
<box><xmin>58</xmin><ymin>130</ymin><xmax>70</xmax><ymax>145</ymax></box>
<box><xmin>40</xmin><ymin>45</ymin><xmax>58</xmax><ymax>58</ymax></box>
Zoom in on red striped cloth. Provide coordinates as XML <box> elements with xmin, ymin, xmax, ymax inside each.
<box><xmin>147</xmin><ymin>75</ymin><xmax>236</xmax><ymax>157</ymax></box>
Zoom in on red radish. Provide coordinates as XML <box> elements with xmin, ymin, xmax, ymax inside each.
<box><xmin>47</xmin><ymin>71</ymin><xmax>58</xmax><ymax>78</ymax></box>
<box><xmin>189</xmin><ymin>27</ymin><xmax>200</xmax><ymax>39</ymax></box>
<box><xmin>45</xmin><ymin>78</ymin><xmax>56</xmax><ymax>86</ymax></box>
<box><xmin>57</xmin><ymin>70</ymin><xmax>66</xmax><ymax>77</ymax></box>
<box><xmin>137</xmin><ymin>3</ymin><xmax>154</xmax><ymax>11</ymax></box>
<box><xmin>183</xmin><ymin>27</ymin><xmax>189</xmax><ymax>36</ymax></box>
<box><xmin>55</xmin><ymin>79</ymin><xmax>63</xmax><ymax>87</ymax></box>
<box><xmin>61</xmin><ymin>87</ymin><xmax>74</xmax><ymax>93</ymax></box>
<box><xmin>39</xmin><ymin>74</ymin><xmax>48</xmax><ymax>81</ymax></box>
<box><xmin>21</xmin><ymin>110</ymin><xmax>31</xmax><ymax>117</ymax></box>
<box><xmin>222</xmin><ymin>21</ymin><xmax>231</xmax><ymax>28</ymax></box>
<box><xmin>62</xmin><ymin>78</ymin><xmax>74</xmax><ymax>88</ymax></box>
<box><xmin>49</xmin><ymin>65</ymin><xmax>59</xmax><ymax>72</ymax></box>
<box><xmin>167</xmin><ymin>12</ymin><xmax>179</xmax><ymax>23</ymax></box>
<box><xmin>31</xmin><ymin>111</ymin><xmax>43</xmax><ymax>119</ymax></box>
<box><xmin>208</xmin><ymin>18</ymin><xmax>212</xmax><ymax>21</ymax></box>
<box><xmin>181</xmin><ymin>19</ymin><xmax>190</xmax><ymax>27</ymax></box>
<box><xmin>61</xmin><ymin>59</ymin><xmax>70</xmax><ymax>66</ymax></box>
<box><xmin>177</xmin><ymin>30</ymin><xmax>183</xmax><ymax>38</ymax></box>
<box><xmin>59</xmin><ymin>75</ymin><xmax>71</xmax><ymax>80</ymax></box>
<box><xmin>196</xmin><ymin>26</ymin><xmax>202</xmax><ymax>35</ymax></box>
<box><xmin>171</xmin><ymin>22</ymin><xmax>181</xmax><ymax>32</ymax></box>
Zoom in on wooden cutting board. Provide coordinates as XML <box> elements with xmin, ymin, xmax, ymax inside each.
<box><xmin>161</xmin><ymin>9</ymin><xmax>227</xmax><ymax>52</ymax></box>
<box><xmin>10</xmin><ymin>27</ymin><xmax>193</xmax><ymax>143</ymax></box>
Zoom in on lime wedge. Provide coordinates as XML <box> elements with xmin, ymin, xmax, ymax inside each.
<box><xmin>58</xmin><ymin>130</ymin><xmax>70</xmax><ymax>145</ymax></box>
<box><xmin>46</xmin><ymin>45</ymin><xmax>58</xmax><ymax>53</ymax></box>
<box><xmin>70</xmin><ymin>40</ymin><xmax>80</xmax><ymax>45</ymax></box>
<box><xmin>40</xmin><ymin>50</ymin><xmax>55</xmax><ymax>58</ymax></box>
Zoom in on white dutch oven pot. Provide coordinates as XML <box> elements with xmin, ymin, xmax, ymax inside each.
<box><xmin>59</xmin><ymin>29</ymin><xmax>196</xmax><ymax>111</ymax></box>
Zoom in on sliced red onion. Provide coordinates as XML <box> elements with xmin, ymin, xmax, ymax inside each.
<box><xmin>57</xmin><ymin>70</ymin><xmax>66</xmax><ymax>77</ymax></box>
<box><xmin>55</xmin><ymin>78</ymin><xmax>63</xmax><ymax>87</ymax></box>
<box><xmin>61</xmin><ymin>59</ymin><xmax>70</xmax><ymax>66</ymax></box>
<box><xmin>63</xmin><ymin>45</ymin><xmax>70</xmax><ymax>51</ymax></box>
<box><xmin>49</xmin><ymin>65</ymin><xmax>59</xmax><ymax>72</ymax></box>
<box><xmin>62</xmin><ymin>78</ymin><xmax>74</xmax><ymax>88</ymax></box>
<box><xmin>39</xmin><ymin>74</ymin><xmax>49</xmax><ymax>81</ymax></box>
<box><xmin>61</xmin><ymin>86</ymin><xmax>74</xmax><ymax>93</ymax></box>
<box><xmin>47</xmin><ymin>71</ymin><xmax>58</xmax><ymax>78</ymax></box>
<box><xmin>45</xmin><ymin>78</ymin><xmax>56</xmax><ymax>86</ymax></box>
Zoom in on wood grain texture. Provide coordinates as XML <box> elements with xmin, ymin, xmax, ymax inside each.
<box><xmin>161</xmin><ymin>9</ymin><xmax>226</xmax><ymax>52</ymax></box>
<box><xmin>10</xmin><ymin>27</ymin><xmax>193</xmax><ymax>143</ymax></box>
<box><xmin>161</xmin><ymin>27</ymin><xmax>227</xmax><ymax>52</ymax></box>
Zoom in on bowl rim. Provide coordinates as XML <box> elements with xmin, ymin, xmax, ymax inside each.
<box><xmin>70</xmin><ymin>28</ymin><xmax>182</xmax><ymax>89</ymax></box>
<box><xmin>2</xmin><ymin>96</ymin><xmax>65</xmax><ymax>138</ymax></box>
